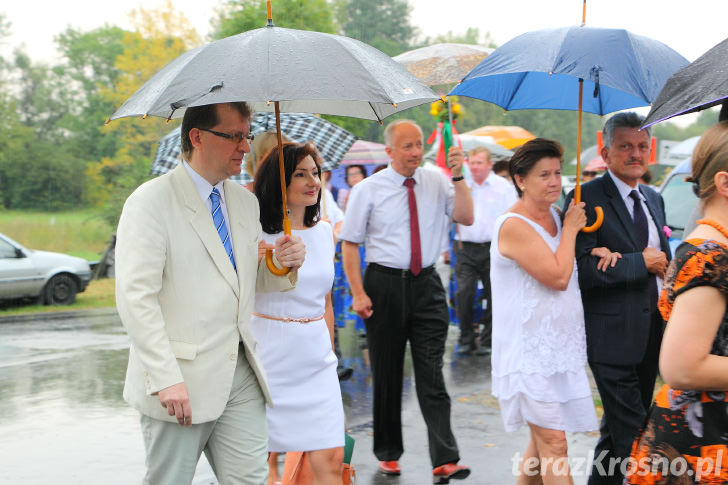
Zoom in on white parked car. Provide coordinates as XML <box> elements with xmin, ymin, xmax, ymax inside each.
<box><xmin>0</xmin><ymin>232</ymin><xmax>92</xmax><ymax>305</ymax></box>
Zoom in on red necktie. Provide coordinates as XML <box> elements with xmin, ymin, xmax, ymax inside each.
<box><xmin>403</xmin><ymin>178</ymin><xmax>422</xmax><ymax>275</ymax></box>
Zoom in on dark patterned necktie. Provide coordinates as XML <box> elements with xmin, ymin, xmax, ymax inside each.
<box><xmin>630</xmin><ymin>190</ymin><xmax>656</xmax><ymax>310</ymax></box>
<box><xmin>403</xmin><ymin>178</ymin><xmax>422</xmax><ymax>275</ymax></box>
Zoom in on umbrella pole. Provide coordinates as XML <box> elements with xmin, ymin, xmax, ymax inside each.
<box><xmin>577</xmin><ymin>78</ymin><xmax>604</xmax><ymax>232</ymax></box>
<box><xmin>265</xmin><ymin>101</ymin><xmax>293</xmax><ymax>276</ymax></box>
<box><xmin>575</xmin><ymin>79</ymin><xmax>583</xmax><ymax>204</ymax></box>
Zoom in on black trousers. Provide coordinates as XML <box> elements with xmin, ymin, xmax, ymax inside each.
<box><xmin>454</xmin><ymin>241</ymin><xmax>492</xmax><ymax>346</ymax></box>
<box><xmin>363</xmin><ymin>263</ymin><xmax>460</xmax><ymax>468</ymax></box>
<box><xmin>587</xmin><ymin>310</ymin><xmax>664</xmax><ymax>485</ymax></box>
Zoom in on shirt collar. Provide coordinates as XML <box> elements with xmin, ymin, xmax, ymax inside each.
<box><xmin>183</xmin><ymin>161</ymin><xmax>226</xmax><ymax>204</ymax></box>
<box><xmin>384</xmin><ymin>165</ymin><xmax>422</xmax><ymax>185</ymax></box>
<box><xmin>471</xmin><ymin>172</ymin><xmax>494</xmax><ymax>187</ymax></box>
<box><xmin>607</xmin><ymin>170</ymin><xmax>643</xmax><ymax>202</ymax></box>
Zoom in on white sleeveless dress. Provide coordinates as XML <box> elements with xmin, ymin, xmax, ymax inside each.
<box><xmin>251</xmin><ymin>222</ymin><xmax>344</xmax><ymax>451</ymax></box>
<box><xmin>490</xmin><ymin>208</ymin><xmax>597</xmax><ymax>432</ymax></box>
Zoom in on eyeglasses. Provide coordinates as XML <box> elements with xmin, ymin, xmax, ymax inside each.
<box><xmin>198</xmin><ymin>128</ymin><xmax>255</xmax><ymax>144</ymax></box>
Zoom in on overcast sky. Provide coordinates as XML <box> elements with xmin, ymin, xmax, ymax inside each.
<box><xmin>3</xmin><ymin>0</ymin><xmax>726</xmax><ymax>63</ymax></box>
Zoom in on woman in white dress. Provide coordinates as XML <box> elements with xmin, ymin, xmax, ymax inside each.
<box><xmin>490</xmin><ymin>138</ymin><xmax>618</xmax><ymax>484</ymax></box>
<box><xmin>252</xmin><ymin>142</ymin><xmax>344</xmax><ymax>485</ymax></box>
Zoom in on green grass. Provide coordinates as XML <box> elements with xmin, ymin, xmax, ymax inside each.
<box><xmin>0</xmin><ymin>209</ymin><xmax>113</xmax><ymax>260</ymax></box>
<box><xmin>0</xmin><ymin>278</ymin><xmax>116</xmax><ymax>316</ymax></box>
<box><xmin>0</xmin><ymin>209</ymin><xmax>116</xmax><ymax>317</ymax></box>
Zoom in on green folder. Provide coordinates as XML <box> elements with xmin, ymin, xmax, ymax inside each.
<box><xmin>344</xmin><ymin>433</ymin><xmax>355</xmax><ymax>464</ymax></box>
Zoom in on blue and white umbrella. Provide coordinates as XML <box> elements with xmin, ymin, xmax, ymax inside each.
<box><xmin>152</xmin><ymin>112</ymin><xmax>358</xmax><ymax>183</ymax></box>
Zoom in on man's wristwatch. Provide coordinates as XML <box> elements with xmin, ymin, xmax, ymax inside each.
<box><xmin>451</xmin><ymin>175</ymin><xmax>465</xmax><ymax>182</ymax></box>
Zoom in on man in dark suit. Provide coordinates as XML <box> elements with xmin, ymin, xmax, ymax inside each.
<box><xmin>563</xmin><ymin>112</ymin><xmax>670</xmax><ymax>485</ymax></box>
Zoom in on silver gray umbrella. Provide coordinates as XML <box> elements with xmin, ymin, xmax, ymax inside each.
<box><xmin>109</xmin><ymin>26</ymin><xmax>437</xmax><ymax>122</ymax></box>
<box><xmin>109</xmin><ymin>6</ymin><xmax>437</xmax><ymax>276</ymax></box>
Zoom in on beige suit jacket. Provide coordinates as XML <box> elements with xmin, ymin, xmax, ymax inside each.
<box><xmin>115</xmin><ymin>165</ymin><xmax>296</xmax><ymax>424</ymax></box>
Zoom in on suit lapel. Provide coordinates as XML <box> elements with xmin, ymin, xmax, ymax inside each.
<box><xmin>602</xmin><ymin>174</ymin><xmax>641</xmax><ymax>249</ymax></box>
<box><xmin>171</xmin><ymin>166</ymin><xmax>240</xmax><ymax>297</ymax></box>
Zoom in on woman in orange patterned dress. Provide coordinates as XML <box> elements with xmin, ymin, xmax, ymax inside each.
<box><xmin>626</xmin><ymin>121</ymin><xmax>728</xmax><ymax>484</ymax></box>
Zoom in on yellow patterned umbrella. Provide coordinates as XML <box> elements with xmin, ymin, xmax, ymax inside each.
<box><xmin>393</xmin><ymin>43</ymin><xmax>493</xmax><ymax>86</ymax></box>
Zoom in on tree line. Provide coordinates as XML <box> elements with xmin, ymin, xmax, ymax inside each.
<box><xmin>0</xmin><ymin>0</ymin><xmax>711</xmax><ymax>227</ymax></box>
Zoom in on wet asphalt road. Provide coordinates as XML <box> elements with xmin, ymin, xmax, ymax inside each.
<box><xmin>0</xmin><ymin>309</ymin><xmax>598</xmax><ymax>484</ymax></box>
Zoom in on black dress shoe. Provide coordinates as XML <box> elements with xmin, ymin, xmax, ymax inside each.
<box><xmin>337</xmin><ymin>367</ymin><xmax>353</xmax><ymax>381</ymax></box>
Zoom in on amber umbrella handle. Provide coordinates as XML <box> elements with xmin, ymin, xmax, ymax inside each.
<box><xmin>265</xmin><ymin>217</ymin><xmax>292</xmax><ymax>276</ymax></box>
<box><xmin>265</xmin><ymin>101</ymin><xmax>292</xmax><ymax>276</ymax></box>
<box><xmin>265</xmin><ymin>249</ymin><xmax>291</xmax><ymax>276</ymax></box>
<box><xmin>582</xmin><ymin>206</ymin><xmax>604</xmax><ymax>233</ymax></box>
<box><xmin>575</xmin><ymin>183</ymin><xmax>604</xmax><ymax>233</ymax></box>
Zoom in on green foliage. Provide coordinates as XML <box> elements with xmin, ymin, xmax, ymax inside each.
<box><xmin>424</xmin><ymin>28</ymin><xmax>498</xmax><ymax>48</ymax></box>
<box><xmin>652</xmin><ymin>109</ymin><xmax>719</xmax><ymax>142</ymax></box>
<box><xmin>0</xmin><ymin>209</ymin><xmax>111</xmax><ymax>257</ymax></box>
<box><xmin>212</xmin><ymin>0</ymin><xmax>336</xmax><ymax>39</ymax></box>
<box><xmin>55</xmin><ymin>25</ymin><xmax>127</xmax><ymax>162</ymax></box>
<box><xmin>337</xmin><ymin>0</ymin><xmax>414</xmax><ymax>56</ymax></box>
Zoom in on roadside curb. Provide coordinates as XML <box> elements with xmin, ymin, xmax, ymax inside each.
<box><xmin>0</xmin><ymin>306</ymin><xmax>118</xmax><ymax>324</ymax></box>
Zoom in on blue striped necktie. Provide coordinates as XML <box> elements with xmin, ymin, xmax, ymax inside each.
<box><xmin>209</xmin><ymin>188</ymin><xmax>236</xmax><ymax>271</ymax></box>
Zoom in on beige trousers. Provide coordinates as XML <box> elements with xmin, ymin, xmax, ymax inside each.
<box><xmin>139</xmin><ymin>344</ymin><xmax>267</xmax><ymax>485</ymax></box>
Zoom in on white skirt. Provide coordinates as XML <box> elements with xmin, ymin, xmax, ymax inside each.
<box><xmin>498</xmin><ymin>392</ymin><xmax>598</xmax><ymax>433</ymax></box>
<box><xmin>251</xmin><ymin>316</ymin><xmax>344</xmax><ymax>452</ymax></box>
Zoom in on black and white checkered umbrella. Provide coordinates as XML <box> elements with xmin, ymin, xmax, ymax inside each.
<box><xmin>151</xmin><ymin>112</ymin><xmax>357</xmax><ymax>183</ymax></box>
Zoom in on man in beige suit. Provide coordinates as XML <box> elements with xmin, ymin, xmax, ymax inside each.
<box><xmin>115</xmin><ymin>102</ymin><xmax>305</xmax><ymax>485</ymax></box>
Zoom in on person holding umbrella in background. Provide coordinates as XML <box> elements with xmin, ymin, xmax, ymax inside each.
<box><xmin>340</xmin><ymin>119</ymin><xmax>473</xmax><ymax>483</ymax></box>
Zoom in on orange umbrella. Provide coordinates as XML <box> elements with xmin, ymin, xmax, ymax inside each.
<box><xmin>462</xmin><ymin>125</ymin><xmax>536</xmax><ymax>150</ymax></box>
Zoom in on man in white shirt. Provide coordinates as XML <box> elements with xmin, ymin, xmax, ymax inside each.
<box><xmin>454</xmin><ymin>147</ymin><xmax>518</xmax><ymax>355</ymax></box>
<box><xmin>339</xmin><ymin>120</ymin><xmax>474</xmax><ymax>484</ymax></box>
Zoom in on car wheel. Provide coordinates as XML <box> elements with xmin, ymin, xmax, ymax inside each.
<box><xmin>44</xmin><ymin>274</ymin><xmax>77</xmax><ymax>305</ymax></box>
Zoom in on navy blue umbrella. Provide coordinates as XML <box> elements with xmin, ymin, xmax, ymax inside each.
<box><xmin>450</xmin><ymin>21</ymin><xmax>687</xmax><ymax>231</ymax></box>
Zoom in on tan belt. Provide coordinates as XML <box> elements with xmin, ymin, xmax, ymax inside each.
<box><xmin>252</xmin><ymin>312</ymin><xmax>325</xmax><ymax>324</ymax></box>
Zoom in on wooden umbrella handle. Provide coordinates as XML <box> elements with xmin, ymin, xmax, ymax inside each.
<box><xmin>265</xmin><ymin>101</ymin><xmax>292</xmax><ymax>276</ymax></box>
<box><xmin>582</xmin><ymin>206</ymin><xmax>604</xmax><ymax>233</ymax></box>
<box><xmin>265</xmin><ymin>217</ymin><xmax>292</xmax><ymax>276</ymax></box>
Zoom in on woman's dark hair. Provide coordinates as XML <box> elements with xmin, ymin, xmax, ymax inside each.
<box><xmin>254</xmin><ymin>142</ymin><xmax>322</xmax><ymax>234</ymax></box>
<box><xmin>509</xmin><ymin>138</ymin><xmax>564</xmax><ymax>197</ymax></box>
<box><xmin>345</xmin><ymin>164</ymin><xmax>368</xmax><ymax>186</ymax></box>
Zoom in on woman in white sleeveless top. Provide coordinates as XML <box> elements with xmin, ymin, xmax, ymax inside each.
<box><xmin>252</xmin><ymin>142</ymin><xmax>344</xmax><ymax>485</ymax></box>
<box><xmin>490</xmin><ymin>139</ymin><xmax>618</xmax><ymax>484</ymax></box>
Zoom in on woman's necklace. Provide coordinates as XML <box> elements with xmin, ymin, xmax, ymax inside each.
<box><xmin>697</xmin><ymin>218</ymin><xmax>728</xmax><ymax>239</ymax></box>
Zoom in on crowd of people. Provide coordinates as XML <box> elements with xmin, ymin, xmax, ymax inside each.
<box><xmin>114</xmin><ymin>100</ymin><xmax>728</xmax><ymax>485</ymax></box>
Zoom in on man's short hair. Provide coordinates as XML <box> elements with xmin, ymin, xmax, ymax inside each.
<box><xmin>180</xmin><ymin>102</ymin><xmax>252</xmax><ymax>161</ymax></box>
<box><xmin>468</xmin><ymin>146</ymin><xmax>491</xmax><ymax>160</ymax></box>
<box><xmin>383</xmin><ymin>119</ymin><xmax>422</xmax><ymax>148</ymax></box>
<box><xmin>602</xmin><ymin>112</ymin><xmax>651</xmax><ymax>149</ymax></box>
<box><xmin>492</xmin><ymin>160</ymin><xmax>509</xmax><ymax>175</ymax></box>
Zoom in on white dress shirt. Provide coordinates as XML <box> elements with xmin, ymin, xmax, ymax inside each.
<box><xmin>321</xmin><ymin>188</ymin><xmax>344</xmax><ymax>226</ymax></box>
<box><xmin>607</xmin><ymin>170</ymin><xmax>663</xmax><ymax>290</ymax></box>
<box><xmin>456</xmin><ymin>172</ymin><xmax>518</xmax><ymax>243</ymax></box>
<box><xmin>183</xmin><ymin>161</ymin><xmax>234</xmax><ymax>248</ymax></box>
<box><xmin>339</xmin><ymin>166</ymin><xmax>455</xmax><ymax>269</ymax></box>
